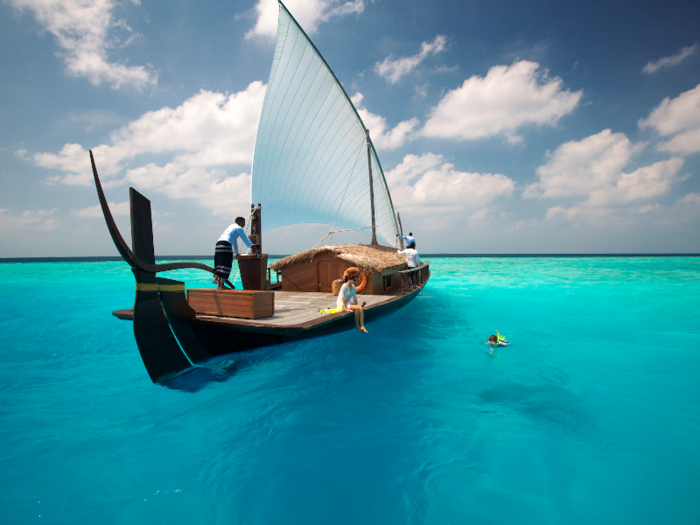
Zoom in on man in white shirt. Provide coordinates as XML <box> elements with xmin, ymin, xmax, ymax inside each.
<box><xmin>214</xmin><ymin>217</ymin><xmax>254</xmax><ymax>290</ymax></box>
<box><xmin>398</xmin><ymin>232</ymin><xmax>415</xmax><ymax>248</ymax></box>
<box><xmin>396</xmin><ymin>241</ymin><xmax>420</xmax><ymax>269</ymax></box>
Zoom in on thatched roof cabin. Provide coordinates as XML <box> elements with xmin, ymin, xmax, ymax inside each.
<box><xmin>271</xmin><ymin>244</ymin><xmax>408</xmax><ymax>295</ymax></box>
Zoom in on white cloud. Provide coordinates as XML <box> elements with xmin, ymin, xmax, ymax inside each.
<box><xmin>246</xmin><ymin>0</ymin><xmax>364</xmax><ymax>39</ymax></box>
<box><xmin>374</xmin><ymin>35</ymin><xmax>446</xmax><ymax>84</ymax></box>
<box><xmin>0</xmin><ymin>208</ymin><xmax>58</xmax><ymax>230</ymax></box>
<box><xmin>638</xmin><ymin>203</ymin><xmax>660</xmax><ymax>214</ymax></box>
<box><xmin>125</xmin><ymin>163</ymin><xmax>251</xmax><ymax>217</ymax></box>
<box><xmin>29</xmin><ymin>82</ymin><xmax>266</xmax><ymax>216</ymax></box>
<box><xmin>639</xmin><ymin>83</ymin><xmax>700</xmax><ymax>155</ymax></box>
<box><xmin>351</xmin><ymin>93</ymin><xmax>419</xmax><ymax>150</ymax></box>
<box><xmin>585</xmin><ymin>158</ymin><xmax>685</xmax><ymax>206</ymax></box>
<box><xmin>9</xmin><ymin>0</ymin><xmax>157</xmax><ymax>89</ymax></box>
<box><xmin>526</xmin><ymin>129</ymin><xmax>643</xmax><ymax>198</ymax></box>
<box><xmin>676</xmin><ymin>192</ymin><xmax>700</xmax><ymax>208</ymax></box>
<box><xmin>422</xmin><ymin>60</ymin><xmax>582</xmax><ymax>143</ymax></box>
<box><xmin>643</xmin><ymin>44</ymin><xmax>697</xmax><ymax>74</ymax></box>
<box><xmin>532</xmin><ymin>130</ymin><xmax>686</xmax><ymax>221</ymax></box>
<box><xmin>545</xmin><ymin>205</ymin><xmax>579</xmax><ymax>220</ymax></box>
<box><xmin>33</xmin><ymin>82</ymin><xmax>266</xmax><ymax>187</ymax></box>
<box><xmin>468</xmin><ymin>208</ymin><xmax>489</xmax><ymax>223</ymax></box>
<box><xmin>77</xmin><ymin>201</ymin><xmax>129</xmax><ymax>217</ymax></box>
<box><xmin>386</xmin><ymin>153</ymin><xmax>515</xmax><ymax>212</ymax></box>
<box><xmin>35</xmin><ymin>143</ymin><xmax>94</xmax><ymax>185</ymax></box>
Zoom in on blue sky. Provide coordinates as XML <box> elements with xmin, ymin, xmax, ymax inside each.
<box><xmin>1</xmin><ymin>0</ymin><xmax>699</xmax><ymax>256</ymax></box>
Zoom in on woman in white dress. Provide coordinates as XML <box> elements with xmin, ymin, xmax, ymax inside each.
<box><xmin>337</xmin><ymin>269</ymin><xmax>368</xmax><ymax>333</ymax></box>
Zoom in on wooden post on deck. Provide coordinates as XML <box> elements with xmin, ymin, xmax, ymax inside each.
<box><xmin>249</xmin><ymin>203</ymin><xmax>262</xmax><ymax>255</ymax></box>
<box><xmin>238</xmin><ymin>203</ymin><xmax>269</xmax><ymax>290</ymax></box>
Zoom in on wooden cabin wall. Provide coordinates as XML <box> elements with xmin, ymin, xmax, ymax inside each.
<box><xmin>280</xmin><ymin>253</ymin><xmax>350</xmax><ymax>292</ymax></box>
<box><xmin>280</xmin><ymin>253</ymin><xmax>405</xmax><ymax>295</ymax></box>
<box><xmin>371</xmin><ymin>270</ymin><xmax>402</xmax><ymax>295</ymax></box>
<box><xmin>280</xmin><ymin>261</ymin><xmax>317</xmax><ymax>292</ymax></box>
<box><xmin>280</xmin><ymin>253</ymin><xmax>380</xmax><ymax>294</ymax></box>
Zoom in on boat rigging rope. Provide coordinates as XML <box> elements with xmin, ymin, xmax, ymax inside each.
<box><xmin>312</xmin><ymin>225</ymin><xmax>374</xmax><ymax>249</ymax></box>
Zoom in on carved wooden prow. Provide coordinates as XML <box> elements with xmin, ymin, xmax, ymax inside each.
<box><xmin>129</xmin><ymin>189</ymin><xmax>192</xmax><ymax>382</ymax></box>
<box><xmin>90</xmin><ymin>151</ymin><xmax>213</xmax><ymax>382</ymax></box>
<box><xmin>128</xmin><ymin>188</ymin><xmax>219</xmax><ymax>382</ymax></box>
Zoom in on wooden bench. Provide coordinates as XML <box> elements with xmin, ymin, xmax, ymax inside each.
<box><xmin>187</xmin><ymin>289</ymin><xmax>275</xmax><ymax>319</ymax></box>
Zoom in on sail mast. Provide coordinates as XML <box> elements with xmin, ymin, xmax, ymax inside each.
<box><xmin>365</xmin><ymin>128</ymin><xmax>377</xmax><ymax>246</ymax></box>
<box><xmin>252</xmin><ymin>1</ymin><xmax>400</xmax><ymax>246</ymax></box>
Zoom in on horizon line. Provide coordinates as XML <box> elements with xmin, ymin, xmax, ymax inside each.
<box><xmin>1</xmin><ymin>253</ymin><xmax>699</xmax><ymax>264</ymax></box>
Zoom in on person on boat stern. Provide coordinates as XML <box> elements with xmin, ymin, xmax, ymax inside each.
<box><xmin>398</xmin><ymin>232</ymin><xmax>415</xmax><ymax>247</ymax></box>
<box><xmin>338</xmin><ymin>268</ymin><xmax>368</xmax><ymax>333</ymax></box>
<box><xmin>396</xmin><ymin>242</ymin><xmax>420</xmax><ymax>269</ymax></box>
<box><xmin>214</xmin><ymin>217</ymin><xmax>254</xmax><ymax>290</ymax></box>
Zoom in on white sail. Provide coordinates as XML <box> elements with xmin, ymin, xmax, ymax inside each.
<box><xmin>251</xmin><ymin>1</ymin><xmax>400</xmax><ymax>247</ymax></box>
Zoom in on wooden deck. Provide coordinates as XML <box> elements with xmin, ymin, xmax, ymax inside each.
<box><xmin>196</xmin><ymin>291</ymin><xmax>398</xmax><ymax>327</ymax></box>
<box><xmin>113</xmin><ymin>290</ymin><xmax>399</xmax><ymax>327</ymax></box>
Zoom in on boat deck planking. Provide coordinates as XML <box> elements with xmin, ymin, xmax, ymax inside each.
<box><xmin>113</xmin><ymin>290</ymin><xmax>401</xmax><ymax>328</ymax></box>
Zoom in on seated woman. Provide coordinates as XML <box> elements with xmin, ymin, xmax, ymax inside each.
<box><xmin>338</xmin><ymin>268</ymin><xmax>368</xmax><ymax>333</ymax></box>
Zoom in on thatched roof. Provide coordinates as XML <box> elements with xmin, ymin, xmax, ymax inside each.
<box><xmin>270</xmin><ymin>244</ymin><xmax>407</xmax><ymax>275</ymax></box>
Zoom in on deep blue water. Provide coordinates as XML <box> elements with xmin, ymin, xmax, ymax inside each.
<box><xmin>1</xmin><ymin>257</ymin><xmax>699</xmax><ymax>524</ymax></box>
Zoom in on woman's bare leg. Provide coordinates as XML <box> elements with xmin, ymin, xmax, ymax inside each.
<box><xmin>349</xmin><ymin>305</ymin><xmax>368</xmax><ymax>333</ymax></box>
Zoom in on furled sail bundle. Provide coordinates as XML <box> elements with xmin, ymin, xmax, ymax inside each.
<box><xmin>251</xmin><ymin>1</ymin><xmax>400</xmax><ymax>247</ymax></box>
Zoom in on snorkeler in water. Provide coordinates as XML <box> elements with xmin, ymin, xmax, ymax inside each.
<box><xmin>487</xmin><ymin>331</ymin><xmax>510</xmax><ymax>346</ymax></box>
<box><xmin>487</xmin><ymin>331</ymin><xmax>510</xmax><ymax>355</ymax></box>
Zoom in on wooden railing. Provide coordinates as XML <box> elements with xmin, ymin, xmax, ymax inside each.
<box><xmin>399</xmin><ymin>261</ymin><xmax>430</xmax><ymax>292</ymax></box>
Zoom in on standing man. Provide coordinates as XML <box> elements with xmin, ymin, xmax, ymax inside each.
<box><xmin>398</xmin><ymin>232</ymin><xmax>415</xmax><ymax>248</ymax></box>
<box><xmin>396</xmin><ymin>241</ymin><xmax>420</xmax><ymax>269</ymax></box>
<box><xmin>214</xmin><ymin>217</ymin><xmax>254</xmax><ymax>290</ymax></box>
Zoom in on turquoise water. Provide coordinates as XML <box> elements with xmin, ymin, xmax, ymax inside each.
<box><xmin>1</xmin><ymin>257</ymin><xmax>699</xmax><ymax>524</ymax></box>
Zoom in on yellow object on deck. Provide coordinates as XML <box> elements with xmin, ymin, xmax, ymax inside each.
<box><xmin>319</xmin><ymin>307</ymin><xmax>343</xmax><ymax>315</ymax></box>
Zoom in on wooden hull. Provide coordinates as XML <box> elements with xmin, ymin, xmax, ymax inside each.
<box><xmin>188</xmin><ymin>282</ymin><xmax>425</xmax><ymax>356</ymax></box>
<box><xmin>113</xmin><ymin>277</ymin><xmax>428</xmax><ymax>360</ymax></box>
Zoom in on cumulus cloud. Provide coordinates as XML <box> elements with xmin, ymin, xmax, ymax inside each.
<box><xmin>638</xmin><ymin>83</ymin><xmax>700</xmax><ymax>155</ymax></box>
<box><xmin>351</xmin><ymin>93</ymin><xmax>419</xmax><ymax>150</ymax></box>
<box><xmin>374</xmin><ymin>35</ymin><xmax>447</xmax><ymax>84</ymax></box>
<box><xmin>585</xmin><ymin>158</ymin><xmax>685</xmax><ymax>206</ymax></box>
<box><xmin>0</xmin><ymin>208</ymin><xmax>58</xmax><ymax>230</ymax></box>
<box><xmin>676</xmin><ymin>192</ymin><xmax>700</xmax><ymax>208</ymax></box>
<box><xmin>386</xmin><ymin>153</ymin><xmax>515</xmax><ymax>214</ymax></box>
<box><xmin>246</xmin><ymin>0</ymin><xmax>364</xmax><ymax>39</ymax></box>
<box><xmin>8</xmin><ymin>0</ymin><xmax>157</xmax><ymax>89</ymax></box>
<box><xmin>125</xmin><ymin>164</ymin><xmax>251</xmax><ymax>217</ymax></box>
<box><xmin>34</xmin><ymin>82</ymin><xmax>266</xmax><ymax>189</ymax></box>
<box><xmin>77</xmin><ymin>201</ymin><xmax>129</xmax><ymax>217</ymax></box>
<box><xmin>29</xmin><ymin>82</ymin><xmax>266</xmax><ymax>216</ymax></box>
<box><xmin>525</xmin><ymin>129</ymin><xmax>643</xmax><ymax>198</ymax></box>
<box><xmin>422</xmin><ymin>60</ymin><xmax>582</xmax><ymax>143</ymax></box>
<box><xmin>531</xmin><ymin>130</ymin><xmax>687</xmax><ymax>221</ymax></box>
<box><xmin>643</xmin><ymin>44</ymin><xmax>697</xmax><ymax>74</ymax></box>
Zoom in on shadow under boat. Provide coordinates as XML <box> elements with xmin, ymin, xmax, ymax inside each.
<box><xmin>90</xmin><ymin>152</ymin><xmax>430</xmax><ymax>384</ymax></box>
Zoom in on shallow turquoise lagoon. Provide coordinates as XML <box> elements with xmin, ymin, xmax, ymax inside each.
<box><xmin>1</xmin><ymin>257</ymin><xmax>699</xmax><ymax>524</ymax></box>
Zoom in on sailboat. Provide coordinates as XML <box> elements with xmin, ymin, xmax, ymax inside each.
<box><xmin>93</xmin><ymin>0</ymin><xmax>430</xmax><ymax>383</ymax></box>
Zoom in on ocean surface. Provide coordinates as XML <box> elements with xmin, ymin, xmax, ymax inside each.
<box><xmin>1</xmin><ymin>256</ymin><xmax>699</xmax><ymax>524</ymax></box>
